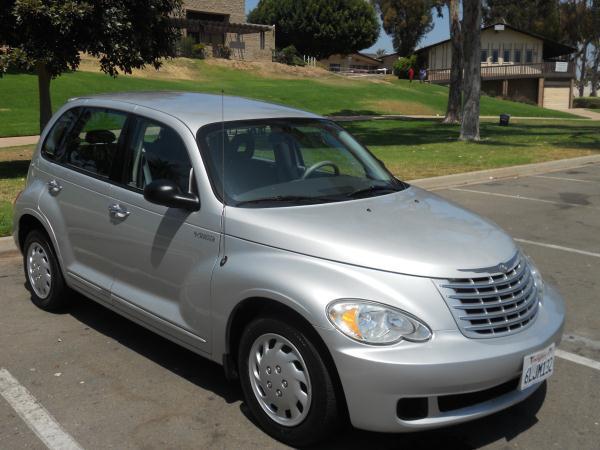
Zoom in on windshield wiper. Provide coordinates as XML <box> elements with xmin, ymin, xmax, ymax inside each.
<box><xmin>235</xmin><ymin>195</ymin><xmax>337</xmax><ymax>206</ymax></box>
<box><xmin>346</xmin><ymin>184</ymin><xmax>401</xmax><ymax>198</ymax></box>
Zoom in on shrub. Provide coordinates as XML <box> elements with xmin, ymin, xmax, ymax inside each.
<box><xmin>214</xmin><ymin>45</ymin><xmax>232</xmax><ymax>59</ymax></box>
<box><xmin>573</xmin><ymin>97</ymin><xmax>600</xmax><ymax>109</ymax></box>
<box><xmin>393</xmin><ymin>55</ymin><xmax>417</xmax><ymax>79</ymax></box>
<box><xmin>191</xmin><ymin>43</ymin><xmax>206</xmax><ymax>59</ymax></box>
<box><xmin>176</xmin><ymin>36</ymin><xmax>196</xmax><ymax>58</ymax></box>
<box><xmin>274</xmin><ymin>45</ymin><xmax>305</xmax><ymax>66</ymax></box>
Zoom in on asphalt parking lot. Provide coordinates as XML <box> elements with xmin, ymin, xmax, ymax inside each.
<box><xmin>1</xmin><ymin>163</ymin><xmax>599</xmax><ymax>450</ymax></box>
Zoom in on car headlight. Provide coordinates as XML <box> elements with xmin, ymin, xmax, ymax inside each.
<box><xmin>327</xmin><ymin>300</ymin><xmax>431</xmax><ymax>345</ymax></box>
<box><xmin>524</xmin><ymin>254</ymin><xmax>544</xmax><ymax>301</ymax></box>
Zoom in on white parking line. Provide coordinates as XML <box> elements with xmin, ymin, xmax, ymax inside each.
<box><xmin>514</xmin><ymin>238</ymin><xmax>600</xmax><ymax>259</ymax></box>
<box><xmin>0</xmin><ymin>368</ymin><xmax>83</xmax><ymax>450</ymax></box>
<box><xmin>533</xmin><ymin>175</ymin><xmax>598</xmax><ymax>184</ymax></box>
<box><xmin>450</xmin><ymin>188</ymin><xmax>600</xmax><ymax>210</ymax></box>
<box><xmin>555</xmin><ymin>350</ymin><xmax>600</xmax><ymax>372</ymax></box>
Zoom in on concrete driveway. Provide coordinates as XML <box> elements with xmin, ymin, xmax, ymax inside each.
<box><xmin>1</xmin><ymin>163</ymin><xmax>599</xmax><ymax>449</ymax></box>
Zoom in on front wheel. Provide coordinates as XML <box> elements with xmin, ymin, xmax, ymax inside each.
<box><xmin>238</xmin><ymin>316</ymin><xmax>341</xmax><ymax>446</ymax></box>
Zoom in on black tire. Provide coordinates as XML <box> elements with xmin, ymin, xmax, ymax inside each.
<box><xmin>23</xmin><ymin>229</ymin><xmax>70</xmax><ymax>311</ymax></box>
<box><xmin>238</xmin><ymin>316</ymin><xmax>341</xmax><ymax>447</ymax></box>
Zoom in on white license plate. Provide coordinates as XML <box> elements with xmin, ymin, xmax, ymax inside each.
<box><xmin>519</xmin><ymin>343</ymin><xmax>555</xmax><ymax>390</ymax></box>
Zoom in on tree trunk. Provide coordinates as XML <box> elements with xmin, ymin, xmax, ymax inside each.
<box><xmin>578</xmin><ymin>42</ymin><xmax>589</xmax><ymax>98</ymax></box>
<box><xmin>590</xmin><ymin>44</ymin><xmax>599</xmax><ymax>97</ymax></box>
<box><xmin>443</xmin><ymin>0</ymin><xmax>463</xmax><ymax>124</ymax></box>
<box><xmin>459</xmin><ymin>0</ymin><xmax>481</xmax><ymax>141</ymax></box>
<box><xmin>36</xmin><ymin>61</ymin><xmax>52</xmax><ymax>133</ymax></box>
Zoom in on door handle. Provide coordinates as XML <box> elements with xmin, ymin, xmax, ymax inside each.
<box><xmin>108</xmin><ymin>203</ymin><xmax>130</xmax><ymax>219</ymax></box>
<box><xmin>48</xmin><ymin>179</ymin><xmax>63</xmax><ymax>194</ymax></box>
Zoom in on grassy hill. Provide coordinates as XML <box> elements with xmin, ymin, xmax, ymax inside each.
<box><xmin>0</xmin><ymin>58</ymin><xmax>575</xmax><ymax>137</ymax></box>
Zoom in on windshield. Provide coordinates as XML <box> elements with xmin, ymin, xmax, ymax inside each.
<box><xmin>197</xmin><ymin>119</ymin><xmax>407</xmax><ymax>207</ymax></box>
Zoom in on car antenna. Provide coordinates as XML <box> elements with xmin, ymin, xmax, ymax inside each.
<box><xmin>219</xmin><ymin>89</ymin><xmax>228</xmax><ymax>267</ymax></box>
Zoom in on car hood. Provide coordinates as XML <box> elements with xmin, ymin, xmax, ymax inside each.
<box><xmin>225</xmin><ymin>186</ymin><xmax>518</xmax><ymax>279</ymax></box>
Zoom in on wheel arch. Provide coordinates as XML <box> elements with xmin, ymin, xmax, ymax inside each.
<box><xmin>224</xmin><ymin>296</ymin><xmax>349</xmax><ymax>420</ymax></box>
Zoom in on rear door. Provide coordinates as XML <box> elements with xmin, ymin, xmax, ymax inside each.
<box><xmin>37</xmin><ymin>106</ymin><xmax>130</xmax><ymax>303</ymax></box>
<box><xmin>108</xmin><ymin>113</ymin><xmax>219</xmax><ymax>354</ymax></box>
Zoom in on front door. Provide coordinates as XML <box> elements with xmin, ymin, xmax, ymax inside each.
<box><xmin>108</xmin><ymin>114</ymin><xmax>219</xmax><ymax>354</ymax></box>
<box><xmin>37</xmin><ymin>107</ymin><xmax>129</xmax><ymax>303</ymax></box>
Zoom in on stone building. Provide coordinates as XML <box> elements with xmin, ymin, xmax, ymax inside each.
<box><xmin>180</xmin><ymin>1</ymin><xmax>275</xmax><ymax>62</ymax></box>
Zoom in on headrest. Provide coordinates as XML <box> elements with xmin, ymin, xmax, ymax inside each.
<box><xmin>228</xmin><ymin>133</ymin><xmax>255</xmax><ymax>159</ymax></box>
<box><xmin>85</xmin><ymin>129</ymin><xmax>116</xmax><ymax>144</ymax></box>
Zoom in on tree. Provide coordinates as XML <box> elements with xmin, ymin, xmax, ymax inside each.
<box><xmin>483</xmin><ymin>0</ymin><xmax>561</xmax><ymax>41</ymax></box>
<box><xmin>440</xmin><ymin>0</ymin><xmax>462</xmax><ymax>124</ymax></box>
<box><xmin>460</xmin><ymin>0</ymin><xmax>481</xmax><ymax>141</ymax></box>
<box><xmin>0</xmin><ymin>0</ymin><xmax>182</xmax><ymax>132</ymax></box>
<box><xmin>560</xmin><ymin>0</ymin><xmax>600</xmax><ymax>97</ymax></box>
<box><xmin>248</xmin><ymin>0</ymin><xmax>379</xmax><ymax>59</ymax></box>
<box><xmin>375</xmin><ymin>48</ymin><xmax>388</xmax><ymax>58</ymax></box>
<box><xmin>371</xmin><ymin>0</ymin><xmax>434</xmax><ymax>56</ymax></box>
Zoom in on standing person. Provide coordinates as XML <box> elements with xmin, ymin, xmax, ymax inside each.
<box><xmin>419</xmin><ymin>67</ymin><xmax>427</xmax><ymax>83</ymax></box>
<box><xmin>408</xmin><ymin>66</ymin><xmax>415</xmax><ymax>83</ymax></box>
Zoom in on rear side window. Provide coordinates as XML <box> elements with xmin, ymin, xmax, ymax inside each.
<box><xmin>41</xmin><ymin>108</ymin><xmax>81</xmax><ymax>161</ymax></box>
<box><xmin>124</xmin><ymin>118</ymin><xmax>192</xmax><ymax>193</ymax></box>
<box><xmin>62</xmin><ymin>108</ymin><xmax>128</xmax><ymax>178</ymax></box>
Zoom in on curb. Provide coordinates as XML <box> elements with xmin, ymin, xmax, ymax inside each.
<box><xmin>408</xmin><ymin>155</ymin><xmax>600</xmax><ymax>190</ymax></box>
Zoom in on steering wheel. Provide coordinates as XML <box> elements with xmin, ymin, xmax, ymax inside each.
<box><xmin>302</xmin><ymin>161</ymin><xmax>340</xmax><ymax>179</ymax></box>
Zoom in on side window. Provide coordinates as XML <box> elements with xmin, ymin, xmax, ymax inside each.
<box><xmin>63</xmin><ymin>108</ymin><xmax>128</xmax><ymax>178</ymax></box>
<box><xmin>41</xmin><ymin>108</ymin><xmax>81</xmax><ymax>161</ymax></box>
<box><xmin>526</xmin><ymin>49</ymin><xmax>533</xmax><ymax>63</ymax></box>
<box><xmin>125</xmin><ymin>118</ymin><xmax>192</xmax><ymax>193</ymax></box>
<box><xmin>514</xmin><ymin>49</ymin><xmax>522</xmax><ymax>63</ymax></box>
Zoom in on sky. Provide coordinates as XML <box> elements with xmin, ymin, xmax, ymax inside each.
<box><xmin>244</xmin><ymin>1</ymin><xmax>451</xmax><ymax>54</ymax></box>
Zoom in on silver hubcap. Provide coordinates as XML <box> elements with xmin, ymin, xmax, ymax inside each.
<box><xmin>248</xmin><ymin>333</ymin><xmax>311</xmax><ymax>426</ymax></box>
<box><xmin>27</xmin><ymin>242</ymin><xmax>52</xmax><ymax>299</ymax></box>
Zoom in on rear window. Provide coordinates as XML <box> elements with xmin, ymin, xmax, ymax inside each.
<box><xmin>41</xmin><ymin>108</ymin><xmax>81</xmax><ymax>161</ymax></box>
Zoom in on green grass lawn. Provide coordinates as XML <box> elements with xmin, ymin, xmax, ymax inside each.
<box><xmin>1</xmin><ymin>118</ymin><xmax>598</xmax><ymax>236</ymax></box>
<box><xmin>0</xmin><ymin>59</ymin><xmax>576</xmax><ymax>137</ymax></box>
<box><xmin>345</xmin><ymin>119</ymin><xmax>600</xmax><ymax>179</ymax></box>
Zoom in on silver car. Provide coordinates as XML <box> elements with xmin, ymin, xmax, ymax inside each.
<box><xmin>13</xmin><ymin>92</ymin><xmax>564</xmax><ymax>446</ymax></box>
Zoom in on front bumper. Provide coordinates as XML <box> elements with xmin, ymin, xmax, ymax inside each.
<box><xmin>319</xmin><ymin>284</ymin><xmax>565</xmax><ymax>432</ymax></box>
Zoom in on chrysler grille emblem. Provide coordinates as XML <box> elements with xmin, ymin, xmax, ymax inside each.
<box><xmin>498</xmin><ymin>263</ymin><xmax>508</xmax><ymax>274</ymax></box>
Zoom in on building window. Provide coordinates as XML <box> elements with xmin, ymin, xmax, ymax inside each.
<box><xmin>481</xmin><ymin>50</ymin><xmax>488</xmax><ymax>63</ymax></box>
<box><xmin>503</xmin><ymin>49</ymin><xmax>510</xmax><ymax>63</ymax></box>
<box><xmin>260</xmin><ymin>31</ymin><xmax>265</xmax><ymax>50</ymax></box>
<box><xmin>492</xmin><ymin>49</ymin><xmax>499</xmax><ymax>63</ymax></box>
<box><xmin>526</xmin><ymin>49</ymin><xmax>533</xmax><ymax>63</ymax></box>
<box><xmin>329</xmin><ymin>63</ymin><xmax>341</xmax><ymax>72</ymax></box>
<box><xmin>514</xmin><ymin>49</ymin><xmax>522</xmax><ymax>63</ymax></box>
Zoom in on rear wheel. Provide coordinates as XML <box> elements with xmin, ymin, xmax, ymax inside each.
<box><xmin>238</xmin><ymin>316</ymin><xmax>340</xmax><ymax>447</ymax></box>
<box><xmin>23</xmin><ymin>230</ymin><xmax>70</xmax><ymax>311</ymax></box>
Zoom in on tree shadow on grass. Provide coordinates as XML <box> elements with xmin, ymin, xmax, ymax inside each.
<box><xmin>343</xmin><ymin>121</ymin><xmax>600</xmax><ymax>151</ymax></box>
<box><xmin>0</xmin><ymin>160</ymin><xmax>30</xmax><ymax>179</ymax></box>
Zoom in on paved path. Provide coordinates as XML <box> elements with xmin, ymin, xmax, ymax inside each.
<box><xmin>554</xmin><ymin>108</ymin><xmax>600</xmax><ymax>120</ymax></box>
<box><xmin>1</xmin><ymin>109</ymin><xmax>598</xmax><ymax>148</ymax></box>
<box><xmin>0</xmin><ymin>135</ymin><xmax>39</xmax><ymax>148</ymax></box>
<box><xmin>328</xmin><ymin>113</ymin><xmax>597</xmax><ymax>122</ymax></box>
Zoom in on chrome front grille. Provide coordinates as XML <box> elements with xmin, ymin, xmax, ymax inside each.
<box><xmin>435</xmin><ymin>254</ymin><xmax>539</xmax><ymax>338</ymax></box>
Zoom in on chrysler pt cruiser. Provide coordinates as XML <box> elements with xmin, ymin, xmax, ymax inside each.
<box><xmin>13</xmin><ymin>92</ymin><xmax>565</xmax><ymax>446</ymax></box>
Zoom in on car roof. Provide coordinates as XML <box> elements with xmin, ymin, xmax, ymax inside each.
<box><xmin>70</xmin><ymin>91</ymin><xmax>321</xmax><ymax>131</ymax></box>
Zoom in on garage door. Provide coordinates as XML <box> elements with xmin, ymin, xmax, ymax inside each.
<box><xmin>543</xmin><ymin>86</ymin><xmax>570</xmax><ymax>110</ymax></box>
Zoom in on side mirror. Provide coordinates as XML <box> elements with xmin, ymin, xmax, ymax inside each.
<box><xmin>143</xmin><ymin>179</ymin><xmax>200</xmax><ymax>211</ymax></box>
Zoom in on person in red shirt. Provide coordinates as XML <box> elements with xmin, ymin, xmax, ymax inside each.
<box><xmin>408</xmin><ymin>66</ymin><xmax>415</xmax><ymax>83</ymax></box>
